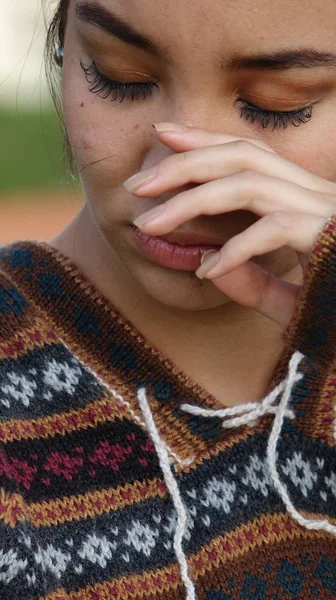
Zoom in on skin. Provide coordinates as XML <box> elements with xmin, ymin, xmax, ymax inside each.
<box><xmin>52</xmin><ymin>0</ymin><xmax>336</xmax><ymax>406</ymax></box>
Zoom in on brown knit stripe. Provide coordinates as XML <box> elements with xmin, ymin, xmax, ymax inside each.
<box><xmin>0</xmin><ymin>316</ymin><xmax>57</xmax><ymax>360</ymax></box>
<box><xmin>0</xmin><ymin>478</ymin><xmax>168</xmax><ymax>528</ymax></box>
<box><xmin>308</xmin><ymin>371</ymin><xmax>336</xmax><ymax>446</ymax></box>
<box><xmin>289</xmin><ymin>355</ymin><xmax>331</xmax><ymax>446</ymax></box>
<box><xmin>41</xmin><ymin>563</ymin><xmax>183</xmax><ymax>600</ymax></box>
<box><xmin>284</xmin><ymin>215</ymin><xmax>336</xmax><ymax>368</ymax></box>
<box><xmin>40</xmin><ymin>512</ymin><xmax>333</xmax><ymax>600</ymax></box>
<box><xmin>0</xmin><ymin>395</ymin><xmax>129</xmax><ymax>444</ymax></box>
<box><xmin>189</xmin><ymin>511</ymin><xmax>336</xmax><ymax>580</ymax></box>
<box><xmin>304</xmin><ymin>370</ymin><xmax>336</xmax><ymax>446</ymax></box>
<box><xmin>0</xmin><ymin>272</ymin><xmax>41</xmax><ymax>340</ymax></box>
<box><xmin>0</xmin><ymin>316</ymin><xmax>59</xmax><ymax>360</ymax></box>
<box><xmin>195</xmin><ymin>536</ymin><xmax>336</xmax><ymax>600</ymax></box>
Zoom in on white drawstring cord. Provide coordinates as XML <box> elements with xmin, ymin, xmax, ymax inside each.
<box><xmin>180</xmin><ymin>379</ymin><xmax>296</xmax><ymax>428</ymax></box>
<box><xmin>137</xmin><ymin>350</ymin><xmax>336</xmax><ymax>600</ymax></box>
<box><xmin>137</xmin><ymin>387</ymin><xmax>197</xmax><ymax>600</ymax></box>
<box><xmin>266</xmin><ymin>352</ymin><xmax>336</xmax><ymax>537</ymax></box>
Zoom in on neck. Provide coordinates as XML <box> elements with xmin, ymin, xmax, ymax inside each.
<box><xmin>50</xmin><ymin>206</ymin><xmax>297</xmax><ymax>407</ymax></box>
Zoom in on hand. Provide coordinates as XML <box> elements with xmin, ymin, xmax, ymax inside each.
<box><xmin>124</xmin><ymin>123</ymin><xmax>336</xmax><ymax>328</ymax></box>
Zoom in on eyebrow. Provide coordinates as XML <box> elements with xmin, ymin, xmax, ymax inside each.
<box><xmin>75</xmin><ymin>2</ymin><xmax>336</xmax><ymax>71</ymax></box>
<box><xmin>75</xmin><ymin>2</ymin><xmax>161</xmax><ymax>57</ymax></box>
<box><xmin>229</xmin><ymin>49</ymin><xmax>336</xmax><ymax>71</ymax></box>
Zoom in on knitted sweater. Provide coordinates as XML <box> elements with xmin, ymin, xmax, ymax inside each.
<box><xmin>0</xmin><ymin>226</ymin><xmax>335</xmax><ymax>600</ymax></box>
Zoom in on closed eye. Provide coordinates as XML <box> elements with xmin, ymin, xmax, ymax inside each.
<box><xmin>80</xmin><ymin>59</ymin><xmax>158</xmax><ymax>102</ymax></box>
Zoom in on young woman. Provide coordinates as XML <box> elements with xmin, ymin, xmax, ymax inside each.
<box><xmin>0</xmin><ymin>0</ymin><xmax>335</xmax><ymax>598</ymax></box>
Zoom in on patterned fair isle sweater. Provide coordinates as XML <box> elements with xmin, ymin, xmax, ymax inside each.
<box><xmin>0</xmin><ymin>224</ymin><xmax>335</xmax><ymax>600</ymax></box>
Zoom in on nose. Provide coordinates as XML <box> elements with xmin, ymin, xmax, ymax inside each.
<box><xmin>161</xmin><ymin>89</ymin><xmax>231</xmax><ymax>134</ymax></box>
<box><xmin>139</xmin><ymin>137</ymin><xmax>198</xmax><ymax>204</ymax></box>
<box><xmin>140</xmin><ymin>83</ymin><xmax>233</xmax><ymax>175</ymax></box>
<box><xmin>139</xmin><ymin>137</ymin><xmax>176</xmax><ymax>172</ymax></box>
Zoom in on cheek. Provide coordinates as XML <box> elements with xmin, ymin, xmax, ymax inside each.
<box><xmin>274</xmin><ymin>117</ymin><xmax>336</xmax><ymax>182</ymax></box>
<box><xmin>62</xmin><ymin>66</ymin><xmax>149</xmax><ymax>186</ymax></box>
<box><xmin>309</xmin><ymin>127</ymin><xmax>336</xmax><ymax>182</ymax></box>
<box><xmin>64</xmin><ymin>103</ymin><xmax>149</xmax><ymax>190</ymax></box>
<box><xmin>69</xmin><ymin>125</ymin><xmax>97</xmax><ymax>150</ymax></box>
<box><xmin>293</xmin><ymin>140</ymin><xmax>336</xmax><ymax>182</ymax></box>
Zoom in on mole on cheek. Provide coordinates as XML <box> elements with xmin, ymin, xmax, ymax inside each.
<box><xmin>80</xmin><ymin>102</ymin><xmax>85</xmax><ymax>107</ymax></box>
<box><xmin>134</xmin><ymin>124</ymin><xmax>139</xmax><ymax>130</ymax></box>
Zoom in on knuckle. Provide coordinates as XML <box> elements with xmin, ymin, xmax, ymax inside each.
<box><xmin>175</xmin><ymin>150</ymin><xmax>193</xmax><ymax>167</ymax></box>
<box><xmin>229</xmin><ymin>141</ymin><xmax>257</xmax><ymax>169</ymax></box>
<box><xmin>155</xmin><ymin>160</ymin><xmax>167</xmax><ymax>177</ymax></box>
<box><xmin>224</xmin><ymin>233</ymin><xmax>246</xmax><ymax>262</ymax></box>
<box><xmin>268</xmin><ymin>211</ymin><xmax>293</xmax><ymax>230</ymax></box>
<box><xmin>185</xmin><ymin>185</ymin><xmax>202</xmax><ymax>208</ymax></box>
<box><xmin>236</xmin><ymin>140</ymin><xmax>255</xmax><ymax>154</ymax></box>
<box><xmin>239</xmin><ymin>169</ymin><xmax>263</xmax><ymax>187</ymax></box>
<box><xmin>232</xmin><ymin>234</ymin><xmax>247</xmax><ymax>258</ymax></box>
<box><xmin>155</xmin><ymin>150</ymin><xmax>189</xmax><ymax>175</ymax></box>
<box><xmin>248</xmin><ymin>136</ymin><xmax>273</xmax><ymax>152</ymax></box>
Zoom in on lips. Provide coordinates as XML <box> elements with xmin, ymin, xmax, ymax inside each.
<box><xmin>130</xmin><ymin>225</ymin><xmax>223</xmax><ymax>271</ymax></box>
<box><xmin>161</xmin><ymin>231</ymin><xmax>226</xmax><ymax>247</ymax></box>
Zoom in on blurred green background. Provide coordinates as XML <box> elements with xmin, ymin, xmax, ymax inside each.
<box><xmin>0</xmin><ymin>107</ymin><xmax>66</xmax><ymax>194</ymax></box>
<box><xmin>0</xmin><ymin>0</ymin><xmax>83</xmax><ymax>244</ymax></box>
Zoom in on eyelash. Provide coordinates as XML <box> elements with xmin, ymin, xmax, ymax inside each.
<box><xmin>237</xmin><ymin>99</ymin><xmax>313</xmax><ymax>130</ymax></box>
<box><xmin>80</xmin><ymin>59</ymin><xmax>158</xmax><ymax>102</ymax></box>
<box><xmin>80</xmin><ymin>59</ymin><xmax>313</xmax><ymax>130</ymax></box>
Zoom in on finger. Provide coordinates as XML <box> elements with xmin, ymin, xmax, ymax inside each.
<box><xmin>207</xmin><ymin>260</ymin><xmax>301</xmax><ymax>329</ymax></box>
<box><xmin>197</xmin><ymin>212</ymin><xmax>329</xmax><ymax>279</ymax></box>
<box><xmin>155</xmin><ymin>125</ymin><xmax>335</xmax><ymax>194</ymax></box>
<box><xmin>126</xmin><ymin>140</ymin><xmax>334</xmax><ymax>198</ymax></box>
<box><xmin>134</xmin><ymin>171</ymin><xmax>333</xmax><ymax>235</ymax></box>
<box><xmin>154</xmin><ymin>123</ymin><xmax>277</xmax><ymax>153</ymax></box>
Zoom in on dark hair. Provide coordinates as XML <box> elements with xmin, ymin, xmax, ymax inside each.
<box><xmin>44</xmin><ymin>0</ymin><xmax>76</xmax><ymax>176</ymax></box>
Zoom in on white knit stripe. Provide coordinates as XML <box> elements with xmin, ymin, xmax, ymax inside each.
<box><xmin>267</xmin><ymin>351</ymin><xmax>336</xmax><ymax>537</ymax></box>
<box><xmin>137</xmin><ymin>388</ymin><xmax>197</xmax><ymax>600</ymax></box>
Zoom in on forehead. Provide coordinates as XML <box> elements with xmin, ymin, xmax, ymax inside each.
<box><xmin>74</xmin><ymin>0</ymin><xmax>336</xmax><ymax>62</ymax></box>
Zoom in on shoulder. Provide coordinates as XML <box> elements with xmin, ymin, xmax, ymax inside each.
<box><xmin>0</xmin><ymin>242</ymin><xmax>35</xmax><ymax>335</ymax></box>
<box><xmin>0</xmin><ymin>242</ymin><xmax>63</xmax><ymax>423</ymax></box>
<box><xmin>0</xmin><ymin>242</ymin><xmax>47</xmax><ymax>365</ymax></box>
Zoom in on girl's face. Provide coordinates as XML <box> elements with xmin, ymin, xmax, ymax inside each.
<box><xmin>61</xmin><ymin>0</ymin><xmax>336</xmax><ymax>310</ymax></box>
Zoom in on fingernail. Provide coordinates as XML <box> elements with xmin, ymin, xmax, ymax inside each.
<box><xmin>132</xmin><ymin>204</ymin><xmax>165</xmax><ymax>229</ymax></box>
<box><xmin>195</xmin><ymin>250</ymin><xmax>220</xmax><ymax>279</ymax></box>
<box><xmin>153</xmin><ymin>122</ymin><xmax>188</xmax><ymax>133</ymax></box>
<box><xmin>123</xmin><ymin>168</ymin><xmax>156</xmax><ymax>192</ymax></box>
<box><xmin>200</xmin><ymin>249</ymin><xmax>218</xmax><ymax>266</ymax></box>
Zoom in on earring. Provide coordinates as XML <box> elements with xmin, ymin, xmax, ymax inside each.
<box><xmin>55</xmin><ymin>46</ymin><xmax>64</xmax><ymax>67</ymax></box>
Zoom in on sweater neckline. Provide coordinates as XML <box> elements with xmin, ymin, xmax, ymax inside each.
<box><xmin>0</xmin><ymin>239</ymin><xmax>293</xmax><ymax>409</ymax></box>
<box><xmin>0</xmin><ymin>239</ymin><xmax>294</xmax><ymax>462</ymax></box>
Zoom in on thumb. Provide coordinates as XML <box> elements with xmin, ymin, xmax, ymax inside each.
<box><xmin>208</xmin><ymin>260</ymin><xmax>301</xmax><ymax>329</ymax></box>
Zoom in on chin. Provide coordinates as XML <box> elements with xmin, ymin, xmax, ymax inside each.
<box><xmin>102</xmin><ymin>226</ymin><xmax>232</xmax><ymax>311</ymax></box>
<box><xmin>125</xmin><ymin>257</ymin><xmax>232</xmax><ymax>311</ymax></box>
